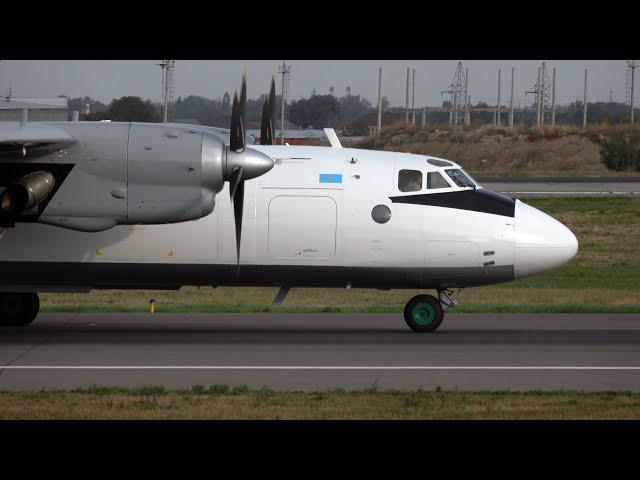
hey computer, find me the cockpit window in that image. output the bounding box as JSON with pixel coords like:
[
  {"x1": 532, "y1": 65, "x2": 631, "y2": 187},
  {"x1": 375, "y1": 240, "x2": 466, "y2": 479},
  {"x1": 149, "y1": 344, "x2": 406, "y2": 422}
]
[
  {"x1": 398, "y1": 169, "x2": 423, "y2": 192},
  {"x1": 427, "y1": 158, "x2": 453, "y2": 167},
  {"x1": 445, "y1": 169, "x2": 476, "y2": 188},
  {"x1": 427, "y1": 172, "x2": 451, "y2": 189}
]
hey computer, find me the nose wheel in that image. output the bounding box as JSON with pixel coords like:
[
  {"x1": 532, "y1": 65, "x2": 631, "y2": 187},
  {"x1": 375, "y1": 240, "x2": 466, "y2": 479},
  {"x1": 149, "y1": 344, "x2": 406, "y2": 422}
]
[
  {"x1": 403, "y1": 294, "x2": 444, "y2": 332},
  {"x1": 0, "y1": 292, "x2": 39, "y2": 326}
]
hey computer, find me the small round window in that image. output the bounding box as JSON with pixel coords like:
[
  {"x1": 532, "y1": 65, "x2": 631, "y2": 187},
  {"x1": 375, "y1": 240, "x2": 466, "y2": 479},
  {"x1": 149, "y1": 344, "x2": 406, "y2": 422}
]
[{"x1": 371, "y1": 205, "x2": 392, "y2": 224}]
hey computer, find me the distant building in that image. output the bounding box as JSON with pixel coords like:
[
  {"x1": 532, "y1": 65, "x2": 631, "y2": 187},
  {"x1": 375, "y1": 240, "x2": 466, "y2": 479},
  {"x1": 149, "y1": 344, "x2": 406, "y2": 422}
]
[
  {"x1": 0, "y1": 97, "x2": 69, "y2": 122},
  {"x1": 5, "y1": 96, "x2": 68, "y2": 108}
]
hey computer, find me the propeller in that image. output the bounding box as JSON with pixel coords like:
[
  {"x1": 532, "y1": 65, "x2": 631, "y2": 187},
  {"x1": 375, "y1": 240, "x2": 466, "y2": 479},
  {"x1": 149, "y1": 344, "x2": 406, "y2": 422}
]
[
  {"x1": 260, "y1": 77, "x2": 276, "y2": 145},
  {"x1": 229, "y1": 73, "x2": 246, "y2": 153},
  {"x1": 225, "y1": 74, "x2": 275, "y2": 272}
]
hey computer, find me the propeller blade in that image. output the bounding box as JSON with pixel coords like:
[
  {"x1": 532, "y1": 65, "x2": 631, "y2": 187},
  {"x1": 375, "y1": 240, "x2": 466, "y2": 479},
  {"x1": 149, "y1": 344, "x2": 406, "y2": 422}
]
[
  {"x1": 260, "y1": 99, "x2": 270, "y2": 145},
  {"x1": 229, "y1": 165, "x2": 243, "y2": 200},
  {"x1": 260, "y1": 77, "x2": 276, "y2": 145},
  {"x1": 240, "y1": 72, "x2": 247, "y2": 115},
  {"x1": 229, "y1": 93, "x2": 243, "y2": 152},
  {"x1": 229, "y1": 74, "x2": 247, "y2": 152},
  {"x1": 228, "y1": 165, "x2": 244, "y2": 268},
  {"x1": 269, "y1": 75, "x2": 276, "y2": 126},
  {"x1": 233, "y1": 180, "x2": 244, "y2": 268}
]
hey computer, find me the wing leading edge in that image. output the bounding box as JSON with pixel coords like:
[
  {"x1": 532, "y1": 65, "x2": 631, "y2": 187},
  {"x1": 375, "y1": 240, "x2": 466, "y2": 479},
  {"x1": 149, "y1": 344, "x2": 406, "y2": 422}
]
[{"x1": 0, "y1": 123, "x2": 77, "y2": 158}]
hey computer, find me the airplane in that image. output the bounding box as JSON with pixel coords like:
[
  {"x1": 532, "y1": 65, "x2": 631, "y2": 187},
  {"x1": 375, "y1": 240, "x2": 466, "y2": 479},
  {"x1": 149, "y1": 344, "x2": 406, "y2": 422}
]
[{"x1": 0, "y1": 75, "x2": 578, "y2": 332}]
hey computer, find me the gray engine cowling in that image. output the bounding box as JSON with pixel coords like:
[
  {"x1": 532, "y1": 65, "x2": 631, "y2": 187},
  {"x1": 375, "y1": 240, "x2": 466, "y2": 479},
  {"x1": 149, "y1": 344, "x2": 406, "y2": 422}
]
[
  {"x1": 38, "y1": 122, "x2": 229, "y2": 232},
  {"x1": 126, "y1": 124, "x2": 225, "y2": 224}
]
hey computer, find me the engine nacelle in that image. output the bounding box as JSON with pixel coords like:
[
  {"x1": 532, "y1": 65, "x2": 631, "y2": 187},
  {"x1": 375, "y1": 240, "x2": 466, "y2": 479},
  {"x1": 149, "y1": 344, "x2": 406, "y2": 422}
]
[
  {"x1": 36, "y1": 123, "x2": 228, "y2": 232},
  {"x1": 125, "y1": 124, "x2": 224, "y2": 224}
]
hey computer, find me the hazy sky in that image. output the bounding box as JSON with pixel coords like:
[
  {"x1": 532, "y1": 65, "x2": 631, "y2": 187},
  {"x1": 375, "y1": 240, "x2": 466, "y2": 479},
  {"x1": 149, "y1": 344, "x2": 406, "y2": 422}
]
[{"x1": 0, "y1": 60, "x2": 631, "y2": 108}]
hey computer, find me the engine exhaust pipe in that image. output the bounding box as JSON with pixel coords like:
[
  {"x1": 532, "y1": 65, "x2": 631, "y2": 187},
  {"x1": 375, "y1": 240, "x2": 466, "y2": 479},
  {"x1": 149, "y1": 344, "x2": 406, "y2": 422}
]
[{"x1": 1, "y1": 171, "x2": 55, "y2": 216}]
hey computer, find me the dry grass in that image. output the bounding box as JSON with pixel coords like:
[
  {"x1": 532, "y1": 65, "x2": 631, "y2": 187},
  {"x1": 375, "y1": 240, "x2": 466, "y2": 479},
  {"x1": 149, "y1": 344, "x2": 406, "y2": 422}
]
[
  {"x1": 353, "y1": 123, "x2": 640, "y2": 175},
  {"x1": 2, "y1": 389, "x2": 640, "y2": 419}
]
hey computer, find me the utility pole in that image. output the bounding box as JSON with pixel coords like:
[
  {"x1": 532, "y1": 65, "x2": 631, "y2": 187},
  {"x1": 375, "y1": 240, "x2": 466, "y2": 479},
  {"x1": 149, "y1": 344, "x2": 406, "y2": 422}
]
[
  {"x1": 162, "y1": 66, "x2": 169, "y2": 123},
  {"x1": 628, "y1": 61, "x2": 637, "y2": 125},
  {"x1": 376, "y1": 67, "x2": 382, "y2": 136},
  {"x1": 632, "y1": 65, "x2": 636, "y2": 125},
  {"x1": 496, "y1": 69, "x2": 502, "y2": 127},
  {"x1": 582, "y1": 69, "x2": 588, "y2": 128},
  {"x1": 405, "y1": 67, "x2": 410, "y2": 124},
  {"x1": 411, "y1": 69, "x2": 416, "y2": 125},
  {"x1": 421, "y1": 107, "x2": 426, "y2": 127},
  {"x1": 157, "y1": 60, "x2": 175, "y2": 123},
  {"x1": 509, "y1": 67, "x2": 515, "y2": 128},
  {"x1": 464, "y1": 68, "x2": 470, "y2": 126},
  {"x1": 541, "y1": 67, "x2": 548, "y2": 125},
  {"x1": 466, "y1": 93, "x2": 471, "y2": 125},
  {"x1": 551, "y1": 67, "x2": 556, "y2": 126},
  {"x1": 159, "y1": 61, "x2": 167, "y2": 123},
  {"x1": 536, "y1": 66, "x2": 542, "y2": 125},
  {"x1": 278, "y1": 61, "x2": 291, "y2": 145}
]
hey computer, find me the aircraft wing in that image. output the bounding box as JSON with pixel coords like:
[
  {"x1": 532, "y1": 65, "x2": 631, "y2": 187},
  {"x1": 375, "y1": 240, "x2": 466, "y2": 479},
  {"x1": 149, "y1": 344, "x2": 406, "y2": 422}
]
[{"x1": 0, "y1": 123, "x2": 77, "y2": 157}]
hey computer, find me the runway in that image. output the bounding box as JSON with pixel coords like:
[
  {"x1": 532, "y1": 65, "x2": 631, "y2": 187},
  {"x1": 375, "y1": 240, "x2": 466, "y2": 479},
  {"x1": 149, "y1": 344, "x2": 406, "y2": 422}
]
[
  {"x1": 478, "y1": 177, "x2": 640, "y2": 196},
  {"x1": 1, "y1": 312, "x2": 640, "y2": 391}
]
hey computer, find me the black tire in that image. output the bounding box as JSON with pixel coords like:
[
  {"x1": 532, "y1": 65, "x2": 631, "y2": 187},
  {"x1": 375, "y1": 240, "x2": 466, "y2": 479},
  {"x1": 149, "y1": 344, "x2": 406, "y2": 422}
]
[
  {"x1": 403, "y1": 294, "x2": 444, "y2": 332},
  {"x1": 0, "y1": 292, "x2": 39, "y2": 326}
]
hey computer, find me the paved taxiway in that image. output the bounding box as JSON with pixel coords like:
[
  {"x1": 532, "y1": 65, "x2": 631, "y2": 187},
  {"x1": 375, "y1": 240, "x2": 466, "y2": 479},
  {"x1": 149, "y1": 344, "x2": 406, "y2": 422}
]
[
  {"x1": 1, "y1": 312, "x2": 639, "y2": 391},
  {"x1": 479, "y1": 177, "x2": 640, "y2": 196}
]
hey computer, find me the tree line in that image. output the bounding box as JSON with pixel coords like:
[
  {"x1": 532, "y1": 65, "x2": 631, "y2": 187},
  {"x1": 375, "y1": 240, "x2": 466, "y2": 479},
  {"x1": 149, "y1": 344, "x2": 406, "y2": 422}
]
[
  {"x1": 68, "y1": 92, "x2": 375, "y2": 129},
  {"x1": 68, "y1": 94, "x2": 639, "y2": 130}
]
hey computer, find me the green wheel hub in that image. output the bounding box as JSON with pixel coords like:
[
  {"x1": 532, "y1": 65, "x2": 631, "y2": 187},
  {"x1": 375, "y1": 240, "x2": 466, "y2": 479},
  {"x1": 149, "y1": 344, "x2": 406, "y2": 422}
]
[{"x1": 412, "y1": 302, "x2": 435, "y2": 325}]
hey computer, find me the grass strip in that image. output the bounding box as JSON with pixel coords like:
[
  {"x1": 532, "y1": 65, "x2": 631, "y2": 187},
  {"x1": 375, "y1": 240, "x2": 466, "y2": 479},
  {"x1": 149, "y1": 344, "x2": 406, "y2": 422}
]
[{"x1": 2, "y1": 386, "x2": 640, "y2": 419}]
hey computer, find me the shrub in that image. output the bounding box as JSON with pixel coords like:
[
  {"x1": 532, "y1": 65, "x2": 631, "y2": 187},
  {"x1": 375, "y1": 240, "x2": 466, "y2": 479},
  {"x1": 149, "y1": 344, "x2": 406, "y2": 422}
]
[{"x1": 600, "y1": 137, "x2": 640, "y2": 171}]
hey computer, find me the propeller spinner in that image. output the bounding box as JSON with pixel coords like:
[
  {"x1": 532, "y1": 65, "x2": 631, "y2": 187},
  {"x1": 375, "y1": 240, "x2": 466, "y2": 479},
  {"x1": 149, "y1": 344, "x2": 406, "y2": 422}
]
[{"x1": 225, "y1": 75, "x2": 277, "y2": 271}]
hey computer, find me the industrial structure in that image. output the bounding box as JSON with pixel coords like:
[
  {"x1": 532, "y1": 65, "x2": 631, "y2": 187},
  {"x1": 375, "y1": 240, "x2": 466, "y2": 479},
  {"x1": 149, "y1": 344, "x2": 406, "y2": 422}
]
[
  {"x1": 526, "y1": 62, "x2": 553, "y2": 125},
  {"x1": 440, "y1": 62, "x2": 466, "y2": 126},
  {"x1": 384, "y1": 61, "x2": 617, "y2": 130}
]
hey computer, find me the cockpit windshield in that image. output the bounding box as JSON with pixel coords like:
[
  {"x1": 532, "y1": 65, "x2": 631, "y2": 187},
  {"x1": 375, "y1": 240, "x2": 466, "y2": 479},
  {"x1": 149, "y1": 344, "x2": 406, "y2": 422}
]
[{"x1": 445, "y1": 169, "x2": 476, "y2": 188}]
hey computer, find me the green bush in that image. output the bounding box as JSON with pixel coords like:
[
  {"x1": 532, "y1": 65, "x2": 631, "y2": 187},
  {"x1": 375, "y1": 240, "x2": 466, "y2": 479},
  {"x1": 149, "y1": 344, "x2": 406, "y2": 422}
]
[{"x1": 600, "y1": 137, "x2": 640, "y2": 171}]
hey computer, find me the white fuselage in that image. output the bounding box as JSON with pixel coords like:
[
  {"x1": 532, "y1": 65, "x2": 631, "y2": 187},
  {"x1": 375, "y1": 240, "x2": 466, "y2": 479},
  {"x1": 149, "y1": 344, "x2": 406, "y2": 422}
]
[{"x1": 0, "y1": 144, "x2": 578, "y2": 292}]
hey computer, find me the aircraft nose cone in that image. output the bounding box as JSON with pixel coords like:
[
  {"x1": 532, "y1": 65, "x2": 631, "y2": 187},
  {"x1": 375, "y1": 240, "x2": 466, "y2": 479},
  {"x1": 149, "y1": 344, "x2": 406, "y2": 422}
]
[{"x1": 514, "y1": 199, "x2": 578, "y2": 279}]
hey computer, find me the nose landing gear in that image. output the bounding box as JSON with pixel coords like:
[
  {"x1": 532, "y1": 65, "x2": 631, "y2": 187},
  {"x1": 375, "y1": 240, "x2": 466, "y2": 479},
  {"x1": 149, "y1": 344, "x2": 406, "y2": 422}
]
[
  {"x1": 0, "y1": 292, "x2": 39, "y2": 326},
  {"x1": 403, "y1": 290, "x2": 459, "y2": 332},
  {"x1": 403, "y1": 294, "x2": 444, "y2": 332}
]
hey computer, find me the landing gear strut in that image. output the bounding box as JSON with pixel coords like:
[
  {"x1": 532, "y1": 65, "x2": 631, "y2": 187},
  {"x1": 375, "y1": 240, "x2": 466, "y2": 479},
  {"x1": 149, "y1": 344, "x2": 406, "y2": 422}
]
[{"x1": 0, "y1": 292, "x2": 39, "y2": 326}]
